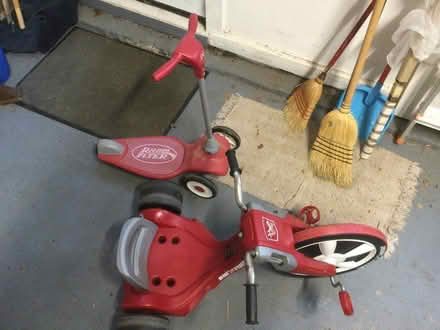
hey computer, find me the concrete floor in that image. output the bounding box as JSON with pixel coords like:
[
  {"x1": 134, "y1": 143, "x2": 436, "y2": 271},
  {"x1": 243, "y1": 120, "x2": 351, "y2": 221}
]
[{"x1": 1, "y1": 15, "x2": 440, "y2": 330}]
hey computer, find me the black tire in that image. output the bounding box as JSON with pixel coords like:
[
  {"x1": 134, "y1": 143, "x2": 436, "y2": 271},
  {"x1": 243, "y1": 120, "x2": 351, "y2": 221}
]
[
  {"x1": 180, "y1": 174, "x2": 217, "y2": 199},
  {"x1": 136, "y1": 181, "x2": 183, "y2": 215},
  {"x1": 212, "y1": 126, "x2": 241, "y2": 150},
  {"x1": 293, "y1": 233, "x2": 386, "y2": 277},
  {"x1": 116, "y1": 313, "x2": 169, "y2": 330}
]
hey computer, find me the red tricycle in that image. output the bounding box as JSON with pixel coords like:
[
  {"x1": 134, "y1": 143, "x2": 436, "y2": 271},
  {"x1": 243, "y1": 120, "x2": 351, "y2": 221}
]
[
  {"x1": 97, "y1": 14, "x2": 240, "y2": 199},
  {"x1": 114, "y1": 150, "x2": 387, "y2": 329}
]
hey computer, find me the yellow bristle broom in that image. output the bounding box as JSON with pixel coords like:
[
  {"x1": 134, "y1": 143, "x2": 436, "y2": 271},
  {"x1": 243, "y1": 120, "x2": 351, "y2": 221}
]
[
  {"x1": 310, "y1": 0, "x2": 386, "y2": 186},
  {"x1": 284, "y1": 0, "x2": 376, "y2": 132}
]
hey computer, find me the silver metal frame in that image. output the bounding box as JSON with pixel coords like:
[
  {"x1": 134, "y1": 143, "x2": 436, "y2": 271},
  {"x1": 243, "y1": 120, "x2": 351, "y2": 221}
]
[
  {"x1": 244, "y1": 252, "x2": 255, "y2": 284},
  {"x1": 330, "y1": 276, "x2": 345, "y2": 291},
  {"x1": 233, "y1": 171, "x2": 247, "y2": 212},
  {"x1": 198, "y1": 79, "x2": 219, "y2": 154}
]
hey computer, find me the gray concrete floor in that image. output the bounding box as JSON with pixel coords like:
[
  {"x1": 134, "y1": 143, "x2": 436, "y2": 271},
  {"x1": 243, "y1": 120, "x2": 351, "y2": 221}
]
[{"x1": 1, "y1": 15, "x2": 440, "y2": 330}]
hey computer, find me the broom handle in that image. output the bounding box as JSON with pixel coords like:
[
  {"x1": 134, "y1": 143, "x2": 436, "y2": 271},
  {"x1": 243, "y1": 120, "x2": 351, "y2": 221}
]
[
  {"x1": 341, "y1": 0, "x2": 386, "y2": 111},
  {"x1": 378, "y1": 64, "x2": 391, "y2": 84},
  {"x1": 324, "y1": 0, "x2": 376, "y2": 74},
  {"x1": 361, "y1": 51, "x2": 419, "y2": 159},
  {"x1": 12, "y1": 0, "x2": 25, "y2": 30}
]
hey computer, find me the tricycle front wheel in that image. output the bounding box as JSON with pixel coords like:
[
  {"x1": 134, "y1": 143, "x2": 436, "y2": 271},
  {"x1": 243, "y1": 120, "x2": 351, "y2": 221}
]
[{"x1": 293, "y1": 225, "x2": 387, "y2": 276}]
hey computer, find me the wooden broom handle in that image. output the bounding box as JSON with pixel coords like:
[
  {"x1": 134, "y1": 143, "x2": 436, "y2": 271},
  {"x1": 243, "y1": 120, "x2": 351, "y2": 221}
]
[
  {"x1": 12, "y1": 0, "x2": 25, "y2": 30},
  {"x1": 341, "y1": 0, "x2": 385, "y2": 111}
]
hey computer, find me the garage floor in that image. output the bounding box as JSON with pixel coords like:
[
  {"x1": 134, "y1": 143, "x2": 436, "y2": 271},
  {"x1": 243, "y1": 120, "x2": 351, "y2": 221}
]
[{"x1": 1, "y1": 20, "x2": 440, "y2": 330}]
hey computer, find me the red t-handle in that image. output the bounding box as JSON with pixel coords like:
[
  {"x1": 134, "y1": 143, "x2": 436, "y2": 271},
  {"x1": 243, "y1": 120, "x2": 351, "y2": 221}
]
[
  {"x1": 152, "y1": 13, "x2": 205, "y2": 81},
  {"x1": 152, "y1": 54, "x2": 182, "y2": 81}
]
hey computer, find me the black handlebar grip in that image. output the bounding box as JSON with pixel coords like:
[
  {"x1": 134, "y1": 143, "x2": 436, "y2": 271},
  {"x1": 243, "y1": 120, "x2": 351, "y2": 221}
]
[
  {"x1": 244, "y1": 283, "x2": 258, "y2": 325},
  {"x1": 226, "y1": 150, "x2": 241, "y2": 177}
]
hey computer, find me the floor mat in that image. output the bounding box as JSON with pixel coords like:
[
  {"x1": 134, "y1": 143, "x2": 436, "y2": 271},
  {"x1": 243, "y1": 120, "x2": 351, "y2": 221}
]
[
  {"x1": 215, "y1": 94, "x2": 422, "y2": 256},
  {"x1": 18, "y1": 29, "x2": 198, "y2": 138}
]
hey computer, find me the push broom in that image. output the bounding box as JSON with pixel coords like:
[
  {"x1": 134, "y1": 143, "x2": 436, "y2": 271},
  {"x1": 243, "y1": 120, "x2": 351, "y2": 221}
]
[
  {"x1": 284, "y1": 0, "x2": 376, "y2": 132},
  {"x1": 310, "y1": 0, "x2": 385, "y2": 186}
]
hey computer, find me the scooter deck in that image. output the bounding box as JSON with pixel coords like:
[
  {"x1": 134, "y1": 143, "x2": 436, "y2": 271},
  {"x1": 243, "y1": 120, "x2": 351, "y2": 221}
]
[{"x1": 97, "y1": 135, "x2": 230, "y2": 179}]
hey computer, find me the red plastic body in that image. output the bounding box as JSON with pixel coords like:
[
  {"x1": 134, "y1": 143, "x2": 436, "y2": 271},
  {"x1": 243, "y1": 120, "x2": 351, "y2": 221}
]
[
  {"x1": 240, "y1": 210, "x2": 336, "y2": 277},
  {"x1": 120, "y1": 207, "x2": 386, "y2": 316},
  {"x1": 153, "y1": 14, "x2": 205, "y2": 80},
  {"x1": 293, "y1": 223, "x2": 387, "y2": 244},
  {"x1": 121, "y1": 209, "x2": 245, "y2": 315},
  {"x1": 98, "y1": 135, "x2": 230, "y2": 179}
]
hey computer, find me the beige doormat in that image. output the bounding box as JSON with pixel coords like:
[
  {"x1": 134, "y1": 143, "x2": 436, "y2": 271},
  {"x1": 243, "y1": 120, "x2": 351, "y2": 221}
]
[{"x1": 215, "y1": 94, "x2": 421, "y2": 256}]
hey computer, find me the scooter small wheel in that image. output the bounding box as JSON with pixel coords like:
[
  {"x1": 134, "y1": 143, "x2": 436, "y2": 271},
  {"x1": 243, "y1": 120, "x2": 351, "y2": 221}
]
[
  {"x1": 212, "y1": 126, "x2": 241, "y2": 150},
  {"x1": 136, "y1": 181, "x2": 183, "y2": 215},
  {"x1": 181, "y1": 174, "x2": 217, "y2": 199},
  {"x1": 116, "y1": 313, "x2": 169, "y2": 330}
]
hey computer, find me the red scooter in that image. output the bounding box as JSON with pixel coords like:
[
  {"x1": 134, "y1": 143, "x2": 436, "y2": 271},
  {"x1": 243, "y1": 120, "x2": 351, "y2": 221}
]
[
  {"x1": 114, "y1": 150, "x2": 387, "y2": 329},
  {"x1": 97, "y1": 14, "x2": 240, "y2": 199}
]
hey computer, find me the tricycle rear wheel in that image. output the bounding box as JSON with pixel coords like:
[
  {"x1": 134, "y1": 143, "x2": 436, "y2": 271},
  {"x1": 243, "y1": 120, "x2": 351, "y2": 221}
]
[
  {"x1": 115, "y1": 313, "x2": 169, "y2": 330},
  {"x1": 136, "y1": 181, "x2": 183, "y2": 215}
]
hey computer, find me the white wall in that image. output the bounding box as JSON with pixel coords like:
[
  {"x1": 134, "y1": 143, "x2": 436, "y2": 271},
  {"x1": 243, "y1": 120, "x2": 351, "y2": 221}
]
[
  {"x1": 102, "y1": 0, "x2": 440, "y2": 121},
  {"x1": 206, "y1": 0, "x2": 440, "y2": 118}
]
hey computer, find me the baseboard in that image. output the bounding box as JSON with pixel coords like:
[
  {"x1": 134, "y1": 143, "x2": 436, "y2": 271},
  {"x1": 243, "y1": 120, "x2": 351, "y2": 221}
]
[
  {"x1": 208, "y1": 32, "x2": 375, "y2": 92},
  {"x1": 81, "y1": 0, "x2": 369, "y2": 92},
  {"x1": 80, "y1": 0, "x2": 206, "y2": 36}
]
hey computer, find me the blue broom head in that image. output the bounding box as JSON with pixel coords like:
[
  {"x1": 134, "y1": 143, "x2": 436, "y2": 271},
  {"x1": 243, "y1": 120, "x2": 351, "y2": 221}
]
[
  {"x1": 336, "y1": 84, "x2": 393, "y2": 141},
  {"x1": 0, "y1": 49, "x2": 10, "y2": 84}
]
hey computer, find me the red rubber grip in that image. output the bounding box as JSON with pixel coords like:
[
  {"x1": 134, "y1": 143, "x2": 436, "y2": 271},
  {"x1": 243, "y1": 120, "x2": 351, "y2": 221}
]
[
  {"x1": 152, "y1": 55, "x2": 181, "y2": 81},
  {"x1": 152, "y1": 13, "x2": 204, "y2": 80},
  {"x1": 188, "y1": 13, "x2": 198, "y2": 35},
  {"x1": 339, "y1": 291, "x2": 354, "y2": 316}
]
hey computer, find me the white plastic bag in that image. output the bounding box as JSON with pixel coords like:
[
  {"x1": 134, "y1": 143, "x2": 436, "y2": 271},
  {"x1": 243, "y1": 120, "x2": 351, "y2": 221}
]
[{"x1": 387, "y1": 0, "x2": 440, "y2": 68}]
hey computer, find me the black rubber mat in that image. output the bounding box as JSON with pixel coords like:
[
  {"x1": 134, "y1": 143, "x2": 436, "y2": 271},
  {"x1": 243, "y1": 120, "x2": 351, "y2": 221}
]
[{"x1": 18, "y1": 29, "x2": 198, "y2": 138}]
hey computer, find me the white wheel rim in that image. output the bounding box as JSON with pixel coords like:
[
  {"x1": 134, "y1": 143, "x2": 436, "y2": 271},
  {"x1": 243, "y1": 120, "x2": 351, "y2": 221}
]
[
  {"x1": 186, "y1": 180, "x2": 214, "y2": 198},
  {"x1": 214, "y1": 133, "x2": 237, "y2": 149},
  {"x1": 296, "y1": 239, "x2": 377, "y2": 273}
]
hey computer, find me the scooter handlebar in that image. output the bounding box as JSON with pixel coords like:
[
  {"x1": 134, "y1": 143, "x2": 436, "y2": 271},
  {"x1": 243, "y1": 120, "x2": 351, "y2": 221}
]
[
  {"x1": 152, "y1": 13, "x2": 205, "y2": 80},
  {"x1": 188, "y1": 13, "x2": 198, "y2": 35},
  {"x1": 152, "y1": 55, "x2": 182, "y2": 81}
]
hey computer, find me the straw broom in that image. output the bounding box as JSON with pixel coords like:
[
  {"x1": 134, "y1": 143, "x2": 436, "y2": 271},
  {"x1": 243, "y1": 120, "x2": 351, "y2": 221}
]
[
  {"x1": 284, "y1": 0, "x2": 376, "y2": 132},
  {"x1": 310, "y1": 0, "x2": 385, "y2": 186}
]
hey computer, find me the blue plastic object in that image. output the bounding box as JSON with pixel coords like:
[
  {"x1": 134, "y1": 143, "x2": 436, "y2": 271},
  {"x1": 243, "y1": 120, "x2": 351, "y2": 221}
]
[
  {"x1": 0, "y1": 49, "x2": 10, "y2": 84},
  {"x1": 336, "y1": 84, "x2": 394, "y2": 141}
]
